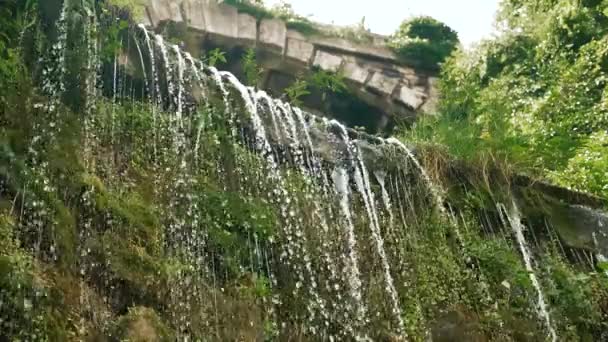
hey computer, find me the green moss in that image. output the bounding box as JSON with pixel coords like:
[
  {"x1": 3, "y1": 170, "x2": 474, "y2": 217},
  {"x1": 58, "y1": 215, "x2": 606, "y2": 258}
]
[
  {"x1": 286, "y1": 20, "x2": 321, "y2": 36},
  {"x1": 0, "y1": 213, "x2": 18, "y2": 255},
  {"x1": 542, "y1": 254, "x2": 608, "y2": 339},
  {"x1": 0, "y1": 254, "x2": 72, "y2": 341},
  {"x1": 222, "y1": 0, "x2": 275, "y2": 20}
]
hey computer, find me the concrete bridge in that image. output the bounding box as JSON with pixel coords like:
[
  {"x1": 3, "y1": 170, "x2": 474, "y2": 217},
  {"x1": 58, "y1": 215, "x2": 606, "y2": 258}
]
[{"x1": 141, "y1": 0, "x2": 439, "y2": 132}]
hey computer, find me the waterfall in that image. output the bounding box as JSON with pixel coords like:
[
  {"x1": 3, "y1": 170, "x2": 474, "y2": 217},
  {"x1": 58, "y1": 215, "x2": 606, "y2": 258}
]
[
  {"x1": 15, "y1": 15, "x2": 608, "y2": 341},
  {"x1": 375, "y1": 170, "x2": 394, "y2": 230},
  {"x1": 387, "y1": 137, "x2": 446, "y2": 214},
  {"x1": 172, "y1": 44, "x2": 184, "y2": 122},
  {"x1": 331, "y1": 167, "x2": 367, "y2": 336},
  {"x1": 328, "y1": 121, "x2": 405, "y2": 335},
  {"x1": 498, "y1": 201, "x2": 557, "y2": 342}
]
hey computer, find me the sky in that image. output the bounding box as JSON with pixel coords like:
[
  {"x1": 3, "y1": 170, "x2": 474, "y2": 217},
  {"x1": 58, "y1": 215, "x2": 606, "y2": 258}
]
[{"x1": 264, "y1": 0, "x2": 501, "y2": 46}]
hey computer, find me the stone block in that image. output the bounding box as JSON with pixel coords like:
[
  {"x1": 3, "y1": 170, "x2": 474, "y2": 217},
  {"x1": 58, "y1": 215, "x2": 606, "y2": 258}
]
[
  {"x1": 146, "y1": 0, "x2": 173, "y2": 27},
  {"x1": 260, "y1": 19, "x2": 287, "y2": 51},
  {"x1": 168, "y1": 2, "x2": 183, "y2": 23},
  {"x1": 287, "y1": 29, "x2": 307, "y2": 41},
  {"x1": 397, "y1": 84, "x2": 427, "y2": 110},
  {"x1": 310, "y1": 36, "x2": 397, "y2": 63},
  {"x1": 286, "y1": 39, "x2": 314, "y2": 64},
  {"x1": 313, "y1": 50, "x2": 343, "y2": 72},
  {"x1": 182, "y1": 0, "x2": 205, "y2": 31},
  {"x1": 238, "y1": 13, "x2": 257, "y2": 42},
  {"x1": 140, "y1": 10, "x2": 153, "y2": 27},
  {"x1": 343, "y1": 61, "x2": 368, "y2": 84},
  {"x1": 201, "y1": 0, "x2": 238, "y2": 38},
  {"x1": 421, "y1": 77, "x2": 439, "y2": 113},
  {"x1": 367, "y1": 72, "x2": 400, "y2": 96}
]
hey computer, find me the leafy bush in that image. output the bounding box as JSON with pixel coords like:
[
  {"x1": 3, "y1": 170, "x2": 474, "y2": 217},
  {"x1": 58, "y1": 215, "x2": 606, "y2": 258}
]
[
  {"x1": 388, "y1": 16, "x2": 459, "y2": 71},
  {"x1": 241, "y1": 48, "x2": 261, "y2": 86},
  {"x1": 542, "y1": 255, "x2": 608, "y2": 338},
  {"x1": 284, "y1": 79, "x2": 310, "y2": 106},
  {"x1": 550, "y1": 131, "x2": 608, "y2": 198},
  {"x1": 398, "y1": 0, "x2": 608, "y2": 198}
]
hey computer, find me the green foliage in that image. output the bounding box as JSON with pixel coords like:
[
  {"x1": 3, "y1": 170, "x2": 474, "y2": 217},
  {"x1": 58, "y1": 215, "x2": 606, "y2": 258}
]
[
  {"x1": 222, "y1": 0, "x2": 274, "y2": 20},
  {"x1": 388, "y1": 16, "x2": 459, "y2": 71},
  {"x1": 284, "y1": 79, "x2": 310, "y2": 106},
  {"x1": 205, "y1": 47, "x2": 227, "y2": 67},
  {"x1": 399, "y1": 0, "x2": 608, "y2": 198},
  {"x1": 107, "y1": 0, "x2": 146, "y2": 19},
  {"x1": 309, "y1": 69, "x2": 346, "y2": 98},
  {"x1": 100, "y1": 18, "x2": 129, "y2": 62},
  {"x1": 0, "y1": 0, "x2": 36, "y2": 110},
  {"x1": 469, "y1": 238, "x2": 532, "y2": 292},
  {"x1": 0, "y1": 254, "x2": 71, "y2": 341},
  {"x1": 222, "y1": 0, "x2": 377, "y2": 42},
  {"x1": 241, "y1": 48, "x2": 262, "y2": 86},
  {"x1": 0, "y1": 214, "x2": 18, "y2": 255},
  {"x1": 2, "y1": 2, "x2": 606, "y2": 339},
  {"x1": 324, "y1": 17, "x2": 374, "y2": 44},
  {"x1": 281, "y1": 69, "x2": 346, "y2": 106},
  {"x1": 200, "y1": 180, "x2": 277, "y2": 278},
  {"x1": 550, "y1": 131, "x2": 608, "y2": 198},
  {"x1": 270, "y1": 1, "x2": 320, "y2": 35},
  {"x1": 542, "y1": 254, "x2": 608, "y2": 338}
]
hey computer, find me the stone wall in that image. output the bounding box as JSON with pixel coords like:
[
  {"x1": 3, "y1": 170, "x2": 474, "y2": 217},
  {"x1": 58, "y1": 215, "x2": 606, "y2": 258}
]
[{"x1": 141, "y1": 0, "x2": 438, "y2": 132}]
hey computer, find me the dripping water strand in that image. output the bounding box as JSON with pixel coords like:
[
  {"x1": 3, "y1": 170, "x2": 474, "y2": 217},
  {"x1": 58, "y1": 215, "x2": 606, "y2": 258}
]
[{"x1": 497, "y1": 201, "x2": 557, "y2": 342}]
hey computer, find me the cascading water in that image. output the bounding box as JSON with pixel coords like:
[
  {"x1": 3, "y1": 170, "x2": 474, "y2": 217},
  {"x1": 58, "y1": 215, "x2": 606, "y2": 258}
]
[
  {"x1": 330, "y1": 167, "x2": 367, "y2": 337},
  {"x1": 7, "y1": 6, "x2": 608, "y2": 340},
  {"x1": 330, "y1": 121, "x2": 405, "y2": 335},
  {"x1": 498, "y1": 201, "x2": 558, "y2": 342}
]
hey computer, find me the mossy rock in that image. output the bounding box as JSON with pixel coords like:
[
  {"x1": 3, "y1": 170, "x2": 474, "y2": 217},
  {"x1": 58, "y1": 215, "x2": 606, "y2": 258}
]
[
  {"x1": 113, "y1": 307, "x2": 175, "y2": 342},
  {"x1": 0, "y1": 253, "x2": 73, "y2": 341},
  {"x1": 430, "y1": 307, "x2": 486, "y2": 342}
]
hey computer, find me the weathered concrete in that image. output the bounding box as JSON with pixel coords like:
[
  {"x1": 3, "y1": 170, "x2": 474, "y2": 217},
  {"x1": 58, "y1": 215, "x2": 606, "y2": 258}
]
[
  {"x1": 398, "y1": 84, "x2": 427, "y2": 110},
  {"x1": 286, "y1": 39, "x2": 315, "y2": 64},
  {"x1": 367, "y1": 72, "x2": 400, "y2": 96},
  {"x1": 201, "y1": 0, "x2": 238, "y2": 37},
  {"x1": 141, "y1": 0, "x2": 439, "y2": 131},
  {"x1": 237, "y1": 13, "x2": 257, "y2": 42},
  {"x1": 182, "y1": 0, "x2": 205, "y2": 31},
  {"x1": 259, "y1": 19, "x2": 286, "y2": 52},
  {"x1": 313, "y1": 50, "x2": 343, "y2": 72},
  {"x1": 342, "y1": 61, "x2": 369, "y2": 85}
]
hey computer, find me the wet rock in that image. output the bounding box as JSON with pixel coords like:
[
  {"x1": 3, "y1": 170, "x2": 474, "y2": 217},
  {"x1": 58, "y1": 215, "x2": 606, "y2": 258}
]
[{"x1": 431, "y1": 309, "x2": 486, "y2": 342}]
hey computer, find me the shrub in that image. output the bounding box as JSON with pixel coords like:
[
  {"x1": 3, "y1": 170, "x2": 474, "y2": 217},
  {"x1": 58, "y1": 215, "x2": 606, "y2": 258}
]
[{"x1": 388, "y1": 16, "x2": 459, "y2": 71}]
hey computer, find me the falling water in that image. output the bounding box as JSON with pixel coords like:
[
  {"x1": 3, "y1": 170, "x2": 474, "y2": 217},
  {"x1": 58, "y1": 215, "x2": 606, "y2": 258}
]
[
  {"x1": 155, "y1": 34, "x2": 173, "y2": 107},
  {"x1": 328, "y1": 120, "x2": 404, "y2": 336},
  {"x1": 218, "y1": 72, "x2": 328, "y2": 336},
  {"x1": 349, "y1": 140, "x2": 404, "y2": 335},
  {"x1": 331, "y1": 167, "x2": 367, "y2": 335},
  {"x1": 134, "y1": 36, "x2": 149, "y2": 99},
  {"x1": 498, "y1": 201, "x2": 557, "y2": 342},
  {"x1": 387, "y1": 137, "x2": 446, "y2": 214},
  {"x1": 15, "y1": 17, "x2": 608, "y2": 341},
  {"x1": 374, "y1": 170, "x2": 394, "y2": 230},
  {"x1": 172, "y1": 44, "x2": 184, "y2": 121}
]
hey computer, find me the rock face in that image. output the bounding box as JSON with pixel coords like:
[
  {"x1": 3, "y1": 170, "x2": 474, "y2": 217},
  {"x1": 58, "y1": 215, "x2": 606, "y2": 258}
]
[{"x1": 139, "y1": 0, "x2": 437, "y2": 132}]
